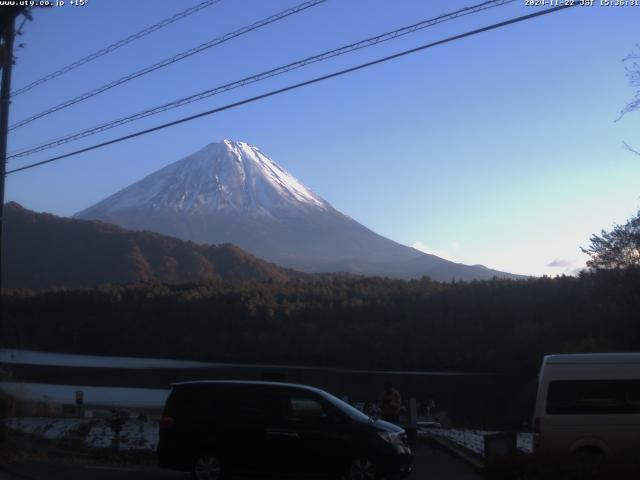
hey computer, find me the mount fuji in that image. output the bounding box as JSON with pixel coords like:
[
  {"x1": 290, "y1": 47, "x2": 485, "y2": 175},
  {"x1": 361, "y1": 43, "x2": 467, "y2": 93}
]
[{"x1": 75, "y1": 140, "x2": 520, "y2": 281}]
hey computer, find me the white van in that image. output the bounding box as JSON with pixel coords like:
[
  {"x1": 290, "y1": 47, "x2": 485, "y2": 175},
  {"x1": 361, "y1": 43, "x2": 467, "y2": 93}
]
[{"x1": 532, "y1": 353, "x2": 640, "y2": 457}]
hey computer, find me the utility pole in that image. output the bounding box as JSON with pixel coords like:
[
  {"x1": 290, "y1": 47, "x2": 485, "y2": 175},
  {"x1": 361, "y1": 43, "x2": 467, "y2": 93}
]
[
  {"x1": 0, "y1": 11, "x2": 16, "y2": 444},
  {"x1": 0, "y1": 14, "x2": 16, "y2": 294}
]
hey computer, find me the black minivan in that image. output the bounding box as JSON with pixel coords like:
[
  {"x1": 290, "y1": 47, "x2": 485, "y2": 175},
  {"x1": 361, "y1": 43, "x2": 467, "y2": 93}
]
[{"x1": 158, "y1": 381, "x2": 413, "y2": 480}]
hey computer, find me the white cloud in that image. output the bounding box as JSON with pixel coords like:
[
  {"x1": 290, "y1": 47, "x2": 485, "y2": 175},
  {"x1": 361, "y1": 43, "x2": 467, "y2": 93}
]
[
  {"x1": 547, "y1": 258, "x2": 573, "y2": 268},
  {"x1": 546, "y1": 257, "x2": 587, "y2": 276}
]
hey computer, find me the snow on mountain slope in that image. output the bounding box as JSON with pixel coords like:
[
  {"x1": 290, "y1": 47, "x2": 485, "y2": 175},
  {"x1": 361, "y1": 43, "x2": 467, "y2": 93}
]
[
  {"x1": 76, "y1": 140, "x2": 328, "y2": 218},
  {"x1": 75, "y1": 140, "x2": 521, "y2": 280}
]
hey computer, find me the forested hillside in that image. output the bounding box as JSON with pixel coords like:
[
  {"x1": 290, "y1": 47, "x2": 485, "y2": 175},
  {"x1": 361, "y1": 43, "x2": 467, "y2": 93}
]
[
  {"x1": 2, "y1": 202, "x2": 300, "y2": 289},
  {"x1": 2, "y1": 268, "x2": 638, "y2": 374}
]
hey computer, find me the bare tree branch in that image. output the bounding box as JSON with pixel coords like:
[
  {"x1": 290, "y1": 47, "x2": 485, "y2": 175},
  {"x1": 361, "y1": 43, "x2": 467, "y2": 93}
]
[
  {"x1": 618, "y1": 45, "x2": 640, "y2": 154},
  {"x1": 617, "y1": 45, "x2": 640, "y2": 120}
]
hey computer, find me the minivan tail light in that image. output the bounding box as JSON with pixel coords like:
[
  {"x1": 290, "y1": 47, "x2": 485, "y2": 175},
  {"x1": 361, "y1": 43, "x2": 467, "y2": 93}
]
[{"x1": 159, "y1": 415, "x2": 175, "y2": 429}]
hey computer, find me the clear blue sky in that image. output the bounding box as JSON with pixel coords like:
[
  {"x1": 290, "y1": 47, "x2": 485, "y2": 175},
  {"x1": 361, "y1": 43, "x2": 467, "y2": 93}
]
[{"x1": 4, "y1": 0, "x2": 640, "y2": 276}]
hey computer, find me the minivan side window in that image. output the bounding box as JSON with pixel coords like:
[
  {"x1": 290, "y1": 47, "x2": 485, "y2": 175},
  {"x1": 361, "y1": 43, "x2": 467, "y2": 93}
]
[
  {"x1": 547, "y1": 380, "x2": 640, "y2": 415},
  {"x1": 287, "y1": 396, "x2": 326, "y2": 421},
  {"x1": 166, "y1": 386, "x2": 286, "y2": 422},
  {"x1": 231, "y1": 391, "x2": 286, "y2": 423},
  {"x1": 235, "y1": 396, "x2": 269, "y2": 422},
  {"x1": 165, "y1": 387, "x2": 228, "y2": 420}
]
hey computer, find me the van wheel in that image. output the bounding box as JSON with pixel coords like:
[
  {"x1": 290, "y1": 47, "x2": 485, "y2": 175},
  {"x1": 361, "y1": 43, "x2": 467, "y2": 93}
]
[
  {"x1": 191, "y1": 453, "x2": 223, "y2": 480},
  {"x1": 347, "y1": 457, "x2": 378, "y2": 480},
  {"x1": 572, "y1": 447, "x2": 605, "y2": 474}
]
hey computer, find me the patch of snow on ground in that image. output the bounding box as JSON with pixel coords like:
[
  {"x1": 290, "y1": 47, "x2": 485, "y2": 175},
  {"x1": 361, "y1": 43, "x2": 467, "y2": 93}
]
[
  {"x1": 518, "y1": 432, "x2": 533, "y2": 453},
  {"x1": 118, "y1": 419, "x2": 159, "y2": 450},
  {"x1": 84, "y1": 419, "x2": 158, "y2": 450},
  {"x1": 420, "y1": 428, "x2": 533, "y2": 455},
  {"x1": 6, "y1": 417, "x2": 159, "y2": 451},
  {"x1": 84, "y1": 421, "x2": 112, "y2": 449},
  {"x1": 5, "y1": 417, "x2": 82, "y2": 440}
]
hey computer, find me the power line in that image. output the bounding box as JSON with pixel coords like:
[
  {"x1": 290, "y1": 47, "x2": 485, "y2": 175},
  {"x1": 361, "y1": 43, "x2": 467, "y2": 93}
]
[
  {"x1": 6, "y1": 4, "x2": 576, "y2": 176},
  {"x1": 11, "y1": 0, "x2": 223, "y2": 97},
  {"x1": 8, "y1": 0, "x2": 328, "y2": 131},
  {"x1": 8, "y1": 0, "x2": 517, "y2": 160}
]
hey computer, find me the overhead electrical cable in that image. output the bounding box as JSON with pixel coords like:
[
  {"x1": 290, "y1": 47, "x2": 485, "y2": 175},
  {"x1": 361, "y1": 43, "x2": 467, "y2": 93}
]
[
  {"x1": 6, "y1": 4, "x2": 576, "y2": 176},
  {"x1": 8, "y1": 0, "x2": 328, "y2": 131},
  {"x1": 8, "y1": 0, "x2": 516, "y2": 160},
  {"x1": 11, "y1": 0, "x2": 224, "y2": 97}
]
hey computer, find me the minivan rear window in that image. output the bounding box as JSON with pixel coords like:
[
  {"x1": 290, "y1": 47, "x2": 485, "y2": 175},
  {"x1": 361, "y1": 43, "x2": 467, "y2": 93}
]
[{"x1": 547, "y1": 380, "x2": 640, "y2": 415}]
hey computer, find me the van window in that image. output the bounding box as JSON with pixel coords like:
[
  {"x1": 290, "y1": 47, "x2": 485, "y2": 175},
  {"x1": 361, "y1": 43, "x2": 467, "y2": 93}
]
[
  {"x1": 167, "y1": 386, "x2": 287, "y2": 422},
  {"x1": 319, "y1": 390, "x2": 371, "y2": 422},
  {"x1": 234, "y1": 397, "x2": 266, "y2": 421},
  {"x1": 233, "y1": 394, "x2": 285, "y2": 422},
  {"x1": 547, "y1": 380, "x2": 640, "y2": 415},
  {"x1": 288, "y1": 396, "x2": 325, "y2": 420},
  {"x1": 165, "y1": 386, "x2": 232, "y2": 420}
]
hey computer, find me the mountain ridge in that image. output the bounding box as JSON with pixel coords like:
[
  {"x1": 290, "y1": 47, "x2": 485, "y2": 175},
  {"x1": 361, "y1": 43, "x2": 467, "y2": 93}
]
[
  {"x1": 2, "y1": 201, "x2": 301, "y2": 289},
  {"x1": 74, "y1": 139, "x2": 524, "y2": 281}
]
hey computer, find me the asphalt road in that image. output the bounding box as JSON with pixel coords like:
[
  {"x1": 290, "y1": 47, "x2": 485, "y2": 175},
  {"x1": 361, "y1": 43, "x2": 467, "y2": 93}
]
[{"x1": 0, "y1": 441, "x2": 481, "y2": 480}]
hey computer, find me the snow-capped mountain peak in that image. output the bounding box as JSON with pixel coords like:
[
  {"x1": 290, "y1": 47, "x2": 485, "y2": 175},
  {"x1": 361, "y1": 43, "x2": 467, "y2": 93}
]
[
  {"x1": 76, "y1": 139, "x2": 328, "y2": 218},
  {"x1": 219, "y1": 139, "x2": 327, "y2": 210},
  {"x1": 75, "y1": 139, "x2": 522, "y2": 281}
]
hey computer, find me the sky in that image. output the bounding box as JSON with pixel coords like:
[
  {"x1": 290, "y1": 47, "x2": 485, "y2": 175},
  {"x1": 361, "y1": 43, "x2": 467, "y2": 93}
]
[{"x1": 4, "y1": 0, "x2": 640, "y2": 277}]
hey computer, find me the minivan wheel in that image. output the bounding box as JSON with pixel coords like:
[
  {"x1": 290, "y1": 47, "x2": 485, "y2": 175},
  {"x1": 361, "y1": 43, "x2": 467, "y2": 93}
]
[
  {"x1": 572, "y1": 447, "x2": 605, "y2": 473},
  {"x1": 347, "y1": 457, "x2": 378, "y2": 480},
  {"x1": 191, "y1": 453, "x2": 223, "y2": 480}
]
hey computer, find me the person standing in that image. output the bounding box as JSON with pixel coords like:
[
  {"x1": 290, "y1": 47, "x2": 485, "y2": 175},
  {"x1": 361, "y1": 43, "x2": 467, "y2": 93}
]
[{"x1": 378, "y1": 382, "x2": 402, "y2": 424}]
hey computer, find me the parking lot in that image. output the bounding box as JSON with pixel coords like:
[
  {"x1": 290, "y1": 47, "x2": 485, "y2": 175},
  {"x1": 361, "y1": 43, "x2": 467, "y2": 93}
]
[{"x1": 0, "y1": 440, "x2": 480, "y2": 480}]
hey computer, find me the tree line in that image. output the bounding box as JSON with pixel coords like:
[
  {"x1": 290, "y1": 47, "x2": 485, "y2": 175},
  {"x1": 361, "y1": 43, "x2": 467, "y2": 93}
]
[{"x1": 2, "y1": 267, "x2": 639, "y2": 375}]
